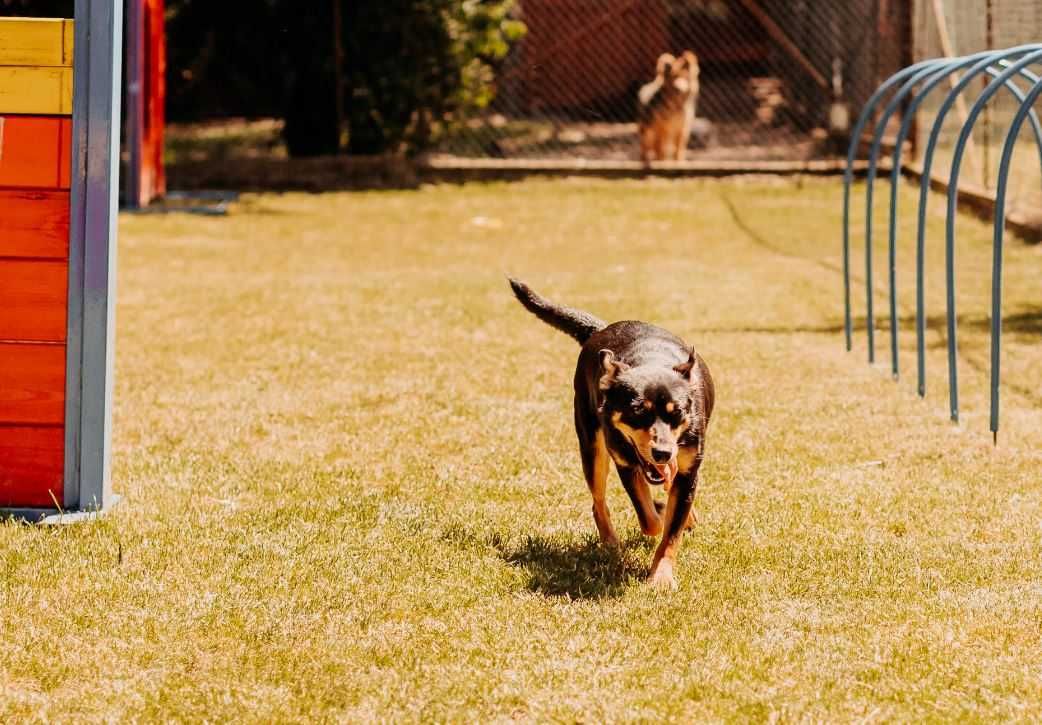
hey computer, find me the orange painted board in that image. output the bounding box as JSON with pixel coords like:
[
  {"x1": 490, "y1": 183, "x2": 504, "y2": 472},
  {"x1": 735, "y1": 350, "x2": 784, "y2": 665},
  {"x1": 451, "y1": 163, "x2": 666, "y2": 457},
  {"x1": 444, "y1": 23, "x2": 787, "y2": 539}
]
[
  {"x1": 0, "y1": 343, "x2": 65, "y2": 425},
  {"x1": 0, "y1": 18, "x2": 73, "y2": 67},
  {"x1": 0, "y1": 116, "x2": 69, "y2": 189},
  {"x1": 0, "y1": 260, "x2": 68, "y2": 342},
  {"x1": 0, "y1": 425, "x2": 63, "y2": 508},
  {"x1": 59, "y1": 117, "x2": 71, "y2": 188},
  {"x1": 0, "y1": 190, "x2": 69, "y2": 259}
]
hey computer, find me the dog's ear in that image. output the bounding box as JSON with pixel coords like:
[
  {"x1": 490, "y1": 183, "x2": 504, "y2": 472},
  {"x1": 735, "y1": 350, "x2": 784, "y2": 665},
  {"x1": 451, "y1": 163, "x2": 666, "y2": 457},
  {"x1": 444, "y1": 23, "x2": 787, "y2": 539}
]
[
  {"x1": 674, "y1": 347, "x2": 697, "y2": 380},
  {"x1": 598, "y1": 349, "x2": 629, "y2": 390},
  {"x1": 656, "y1": 53, "x2": 676, "y2": 77},
  {"x1": 682, "y1": 50, "x2": 699, "y2": 75}
]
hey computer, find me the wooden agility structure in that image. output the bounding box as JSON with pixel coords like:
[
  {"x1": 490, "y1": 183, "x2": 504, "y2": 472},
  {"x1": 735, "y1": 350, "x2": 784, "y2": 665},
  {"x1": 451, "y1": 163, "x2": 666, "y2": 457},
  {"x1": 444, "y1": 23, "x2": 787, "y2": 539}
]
[
  {"x1": 0, "y1": 3, "x2": 122, "y2": 521},
  {"x1": 125, "y1": 0, "x2": 166, "y2": 208}
]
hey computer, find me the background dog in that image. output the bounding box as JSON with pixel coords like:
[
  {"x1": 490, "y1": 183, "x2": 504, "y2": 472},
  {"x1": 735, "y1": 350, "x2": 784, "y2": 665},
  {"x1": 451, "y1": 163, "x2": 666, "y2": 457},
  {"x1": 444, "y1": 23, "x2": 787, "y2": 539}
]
[
  {"x1": 637, "y1": 51, "x2": 700, "y2": 163},
  {"x1": 510, "y1": 278, "x2": 714, "y2": 590}
]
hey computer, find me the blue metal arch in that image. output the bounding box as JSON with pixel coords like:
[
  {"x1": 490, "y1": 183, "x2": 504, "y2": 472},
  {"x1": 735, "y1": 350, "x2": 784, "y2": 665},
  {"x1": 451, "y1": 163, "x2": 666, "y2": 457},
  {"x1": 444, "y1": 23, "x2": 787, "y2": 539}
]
[
  {"x1": 861, "y1": 58, "x2": 953, "y2": 367},
  {"x1": 877, "y1": 53, "x2": 1042, "y2": 393},
  {"x1": 841, "y1": 59, "x2": 939, "y2": 351},
  {"x1": 940, "y1": 47, "x2": 1042, "y2": 421},
  {"x1": 989, "y1": 76, "x2": 1042, "y2": 440}
]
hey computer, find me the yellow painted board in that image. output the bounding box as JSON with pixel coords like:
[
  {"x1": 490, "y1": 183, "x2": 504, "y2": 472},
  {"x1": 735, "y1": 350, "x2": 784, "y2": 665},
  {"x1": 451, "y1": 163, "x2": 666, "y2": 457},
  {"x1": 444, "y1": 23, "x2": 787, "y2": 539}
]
[
  {"x1": 0, "y1": 67, "x2": 73, "y2": 115},
  {"x1": 0, "y1": 18, "x2": 73, "y2": 68},
  {"x1": 62, "y1": 20, "x2": 73, "y2": 66}
]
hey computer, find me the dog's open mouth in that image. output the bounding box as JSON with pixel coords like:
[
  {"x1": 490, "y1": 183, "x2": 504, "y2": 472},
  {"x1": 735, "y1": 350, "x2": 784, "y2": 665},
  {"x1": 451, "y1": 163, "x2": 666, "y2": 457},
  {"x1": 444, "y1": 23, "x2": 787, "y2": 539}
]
[{"x1": 641, "y1": 459, "x2": 678, "y2": 486}]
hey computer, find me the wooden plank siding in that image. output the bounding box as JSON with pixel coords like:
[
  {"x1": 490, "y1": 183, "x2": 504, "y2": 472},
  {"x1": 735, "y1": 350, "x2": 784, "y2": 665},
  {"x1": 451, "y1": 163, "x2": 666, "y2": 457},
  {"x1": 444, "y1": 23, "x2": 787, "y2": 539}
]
[
  {"x1": 0, "y1": 18, "x2": 73, "y2": 67},
  {"x1": 0, "y1": 17, "x2": 73, "y2": 508},
  {"x1": 0, "y1": 426, "x2": 63, "y2": 508},
  {"x1": 0, "y1": 190, "x2": 70, "y2": 258},
  {"x1": 0, "y1": 344, "x2": 66, "y2": 425},
  {"x1": 0, "y1": 67, "x2": 73, "y2": 115},
  {"x1": 0, "y1": 117, "x2": 72, "y2": 189},
  {"x1": 0, "y1": 261, "x2": 68, "y2": 342}
]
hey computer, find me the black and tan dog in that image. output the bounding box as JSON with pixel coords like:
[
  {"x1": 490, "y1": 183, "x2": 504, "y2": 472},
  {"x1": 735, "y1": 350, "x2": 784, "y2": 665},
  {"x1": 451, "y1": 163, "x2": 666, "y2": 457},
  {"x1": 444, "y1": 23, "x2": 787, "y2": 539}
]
[
  {"x1": 637, "y1": 51, "x2": 700, "y2": 163},
  {"x1": 509, "y1": 279, "x2": 714, "y2": 589}
]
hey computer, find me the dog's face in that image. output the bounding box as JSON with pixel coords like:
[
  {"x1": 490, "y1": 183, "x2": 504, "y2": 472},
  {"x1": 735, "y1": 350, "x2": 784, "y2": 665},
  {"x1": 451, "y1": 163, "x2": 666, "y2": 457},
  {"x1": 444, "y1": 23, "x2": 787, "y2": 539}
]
[
  {"x1": 679, "y1": 51, "x2": 700, "y2": 82},
  {"x1": 657, "y1": 51, "x2": 700, "y2": 93},
  {"x1": 598, "y1": 349, "x2": 698, "y2": 486}
]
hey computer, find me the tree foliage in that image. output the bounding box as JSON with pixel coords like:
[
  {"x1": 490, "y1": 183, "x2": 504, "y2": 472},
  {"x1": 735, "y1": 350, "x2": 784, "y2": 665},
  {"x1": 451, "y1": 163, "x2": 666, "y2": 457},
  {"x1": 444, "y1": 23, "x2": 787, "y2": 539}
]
[
  {"x1": 165, "y1": 0, "x2": 523, "y2": 157},
  {"x1": 341, "y1": 0, "x2": 526, "y2": 155}
]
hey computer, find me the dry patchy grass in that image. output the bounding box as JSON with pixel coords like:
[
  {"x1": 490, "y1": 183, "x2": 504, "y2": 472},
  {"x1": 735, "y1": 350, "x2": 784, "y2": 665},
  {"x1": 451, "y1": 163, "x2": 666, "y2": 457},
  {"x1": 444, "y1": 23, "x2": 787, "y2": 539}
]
[{"x1": 3, "y1": 177, "x2": 1042, "y2": 721}]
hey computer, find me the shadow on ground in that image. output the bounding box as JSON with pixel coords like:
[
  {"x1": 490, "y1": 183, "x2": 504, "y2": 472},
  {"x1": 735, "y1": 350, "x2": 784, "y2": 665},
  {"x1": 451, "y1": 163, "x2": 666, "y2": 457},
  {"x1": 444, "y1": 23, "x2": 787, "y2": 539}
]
[{"x1": 498, "y1": 533, "x2": 656, "y2": 599}]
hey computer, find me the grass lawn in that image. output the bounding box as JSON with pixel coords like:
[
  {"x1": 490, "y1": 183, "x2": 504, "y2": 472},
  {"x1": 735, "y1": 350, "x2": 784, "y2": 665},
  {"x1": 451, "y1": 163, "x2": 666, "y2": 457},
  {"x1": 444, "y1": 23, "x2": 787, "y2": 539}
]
[{"x1": 3, "y1": 176, "x2": 1042, "y2": 720}]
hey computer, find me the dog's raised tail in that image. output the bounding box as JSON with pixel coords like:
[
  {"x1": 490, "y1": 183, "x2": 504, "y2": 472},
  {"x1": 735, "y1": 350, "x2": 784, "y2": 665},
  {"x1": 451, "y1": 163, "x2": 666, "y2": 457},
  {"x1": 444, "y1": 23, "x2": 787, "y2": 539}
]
[{"x1": 508, "y1": 278, "x2": 607, "y2": 345}]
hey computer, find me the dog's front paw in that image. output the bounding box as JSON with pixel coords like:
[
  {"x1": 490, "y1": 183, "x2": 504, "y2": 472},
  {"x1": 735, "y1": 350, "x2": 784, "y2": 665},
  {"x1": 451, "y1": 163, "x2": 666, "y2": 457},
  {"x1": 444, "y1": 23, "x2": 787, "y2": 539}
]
[{"x1": 647, "y1": 561, "x2": 678, "y2": 591}]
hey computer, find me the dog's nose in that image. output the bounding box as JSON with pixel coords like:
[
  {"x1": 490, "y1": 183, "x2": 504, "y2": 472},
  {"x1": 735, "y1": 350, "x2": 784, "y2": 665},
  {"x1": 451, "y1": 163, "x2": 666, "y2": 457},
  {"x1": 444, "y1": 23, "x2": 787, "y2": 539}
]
[{"x1": 651, "y1": 447, "x2": 673, "y2": 463}]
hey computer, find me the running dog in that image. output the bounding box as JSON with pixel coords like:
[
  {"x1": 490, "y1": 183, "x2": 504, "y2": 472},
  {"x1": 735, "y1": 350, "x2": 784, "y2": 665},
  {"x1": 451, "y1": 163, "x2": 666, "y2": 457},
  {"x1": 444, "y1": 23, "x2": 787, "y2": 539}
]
[
  {"x1": 637, "y1": 51, "x2": 700, "y2": 163},
  {"x1": 509, "y1": 279, "x2": 714, "y2": 590}
]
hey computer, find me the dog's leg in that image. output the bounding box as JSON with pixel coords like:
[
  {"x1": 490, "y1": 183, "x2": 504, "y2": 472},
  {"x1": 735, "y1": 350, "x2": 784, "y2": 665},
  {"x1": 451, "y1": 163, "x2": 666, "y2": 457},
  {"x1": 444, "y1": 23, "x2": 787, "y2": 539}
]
[
  {"x1": 578, "y1": 428, "x2": 619, "y2": 546},
  {"x1": 675, "y1": 119, "x2": 691, "y2": 161},
  {"x1": 653, "y1": 130, "x2": 667, "y2": 162},
  {"x1": 639, "y1": 127, "x2": 652, "y2": 164},
  {"x1": 618, "y1": 466, "x2": 662, "y2": 537},
  {"x1": 642, "y1": 127, "x2": 659, "y2": 165},
  {"x1": 654, "y1": 499, "x2": 695, "y2": 530},
  {"x1": 648, "y1": 464, "x2": 699, "y2": 590}
]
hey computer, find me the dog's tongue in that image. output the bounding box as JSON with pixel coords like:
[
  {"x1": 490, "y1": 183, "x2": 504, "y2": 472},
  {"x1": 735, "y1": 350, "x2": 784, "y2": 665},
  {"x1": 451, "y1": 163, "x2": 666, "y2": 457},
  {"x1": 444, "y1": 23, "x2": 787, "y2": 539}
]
[{"x1": 656, "y1": 459, "x2": 679, "y2": 491}]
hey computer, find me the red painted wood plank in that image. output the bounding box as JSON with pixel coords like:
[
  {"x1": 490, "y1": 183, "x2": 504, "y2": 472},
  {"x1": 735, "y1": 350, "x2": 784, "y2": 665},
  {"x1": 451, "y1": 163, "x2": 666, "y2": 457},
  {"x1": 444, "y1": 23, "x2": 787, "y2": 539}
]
[
  {"x1": 0, "y1": 116, "x2": 67, "y2": 189},
  {"x1": 0, "y1": 425, "x2": 63, "y2": 508},
  {"x1": 148, "y1": 0, "x2": 167, "y2": 199},
  {"x1": 0, "y1": 260, "x2": 67, "y2": 341},
  {"x1": 0, "y1": 190, "x2": 69, "y2": 259},
  {"x1": 0, "y1": 343, "x2": 65, "y2": 424},
  {"x1": 58, "y1": 117, "x2": 71, "y2": 188}
]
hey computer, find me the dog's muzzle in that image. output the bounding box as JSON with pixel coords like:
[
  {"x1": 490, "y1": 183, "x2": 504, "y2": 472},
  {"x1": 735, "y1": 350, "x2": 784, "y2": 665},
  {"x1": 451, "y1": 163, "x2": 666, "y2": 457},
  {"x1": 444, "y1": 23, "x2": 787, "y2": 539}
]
[{"x1": 641, "y1": 458, "x2": 678, "y2": 486}]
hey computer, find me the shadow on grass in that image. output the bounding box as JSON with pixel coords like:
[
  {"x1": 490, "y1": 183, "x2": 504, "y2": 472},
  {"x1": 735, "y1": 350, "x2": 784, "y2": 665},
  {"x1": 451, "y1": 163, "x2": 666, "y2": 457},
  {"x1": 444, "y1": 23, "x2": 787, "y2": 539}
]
[{"x1": 497, "y1": 533, "x2": 655, "y2": 600}]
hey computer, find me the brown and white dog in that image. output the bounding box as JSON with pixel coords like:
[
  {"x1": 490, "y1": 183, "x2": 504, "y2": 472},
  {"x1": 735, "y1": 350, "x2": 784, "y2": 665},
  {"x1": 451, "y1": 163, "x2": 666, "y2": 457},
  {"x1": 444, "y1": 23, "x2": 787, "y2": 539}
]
[
  {"x1": 509, "y1": 279, "x2": 714, "y2": 590},
  {"x1": 637, "y1": 51, "x2": 700, "y2": 163}
]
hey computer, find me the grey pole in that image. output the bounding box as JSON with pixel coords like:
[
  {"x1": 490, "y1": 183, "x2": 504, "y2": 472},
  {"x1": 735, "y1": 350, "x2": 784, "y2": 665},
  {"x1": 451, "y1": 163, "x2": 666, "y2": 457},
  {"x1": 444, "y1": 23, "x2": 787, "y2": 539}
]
[{"x1": 65, "y1": 0, "x2": 123, "y2": 514}]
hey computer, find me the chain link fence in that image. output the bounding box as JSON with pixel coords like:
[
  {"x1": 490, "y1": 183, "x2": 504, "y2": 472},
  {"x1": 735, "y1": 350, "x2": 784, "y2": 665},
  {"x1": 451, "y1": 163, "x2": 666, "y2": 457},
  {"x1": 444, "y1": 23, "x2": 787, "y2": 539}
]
[
  {"x1": 430, "y1": 0, "x2": 909, "y2": 164},
  {"x1": 911, "y1": 0, "x2": 1042, "y2": 212}
]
